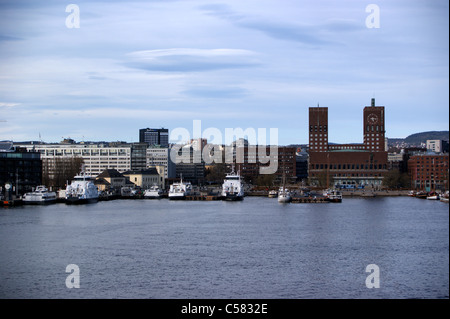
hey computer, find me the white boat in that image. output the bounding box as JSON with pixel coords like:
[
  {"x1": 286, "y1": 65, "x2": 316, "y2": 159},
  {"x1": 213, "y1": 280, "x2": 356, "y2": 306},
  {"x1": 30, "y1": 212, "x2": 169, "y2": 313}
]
[
  {"x1": 23, "y1": 185, "x2": 57, "y2": 204},
  {"x1": 440, "y1": 191, "x2": 449, "y2": 203},
  {"x1": 323, "y1": 189, "x2": 343, "y2": 203},
  {"x1": 277, "y1": 171, "x2": 291, "y2": 203},
  {"x1": 277, "y1": 186, "x2": 291, "y2": 203},
  {"x1": 222, "y1": 170, "x2": 244, "y2": 201},
  {"x1": 65, "y1": 171, "x2": 99, "y2": 204},
  {"x1": 144, "y1": 185, "x2": 163, "y2": 199},
  {"x1": 268, "y1": 190, "x2": 278, "y2": 198},
  {"x1": 168, "y1": 176, "x2": 192, "y2": 200},
  {"x1": 426, "y1": 192, "x2": 440, "y2": 200}
]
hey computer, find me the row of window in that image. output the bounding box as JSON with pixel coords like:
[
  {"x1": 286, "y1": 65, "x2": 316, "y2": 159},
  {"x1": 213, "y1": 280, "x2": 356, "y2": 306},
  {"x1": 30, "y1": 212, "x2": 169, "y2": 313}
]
[
  {"x1": 311, "y1": 163, "x2": 387, "y2": 170},
  {"x1": 312, "y1": 172, "x2": 382, "y2": 177},
  {"x1": 310, "y1": 125, "x2": 327, "y2": 132},
  {"x1": 310, "y1": 146, "x2": 381, "y2": 150},
  {"x1": 366, "y1": 125, "x2": 383, "y2": 132}
]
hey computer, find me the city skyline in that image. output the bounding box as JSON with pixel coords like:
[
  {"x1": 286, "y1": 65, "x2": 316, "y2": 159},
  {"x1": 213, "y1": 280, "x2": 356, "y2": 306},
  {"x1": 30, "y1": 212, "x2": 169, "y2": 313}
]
[{"x1": 0, "y1": 0, "x2": 448, "y2": 145}]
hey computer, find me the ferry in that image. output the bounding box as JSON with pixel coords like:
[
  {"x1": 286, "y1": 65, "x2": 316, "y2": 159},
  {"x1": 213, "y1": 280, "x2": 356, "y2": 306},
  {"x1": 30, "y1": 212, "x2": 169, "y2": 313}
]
[
  {"x1": 65, "y1": 171, "x2": 99, "y2": 204},
  {"x1": 221, "y1": 170, "x2": 244, "y2": 201},
  {"x1": 22, "y1": 185, "x2": 57, "y2": 204},
  {"x1": 168, "y1": 176, "x2": 192, "y2": 200},
  {"x1": 144, "y1": 185, "x2": 163, "y2": 199}
]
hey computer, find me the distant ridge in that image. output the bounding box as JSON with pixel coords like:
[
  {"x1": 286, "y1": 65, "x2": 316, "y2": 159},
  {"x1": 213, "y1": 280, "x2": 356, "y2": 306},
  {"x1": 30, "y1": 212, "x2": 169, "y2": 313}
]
[{"x1": 389, "y1": 131, "x2": 449, "y2": 146}]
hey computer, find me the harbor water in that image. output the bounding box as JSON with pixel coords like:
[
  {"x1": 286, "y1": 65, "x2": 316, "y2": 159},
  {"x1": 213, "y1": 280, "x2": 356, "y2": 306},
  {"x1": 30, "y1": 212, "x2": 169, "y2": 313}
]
[{"x1": 0, "y1": 197, "x2": 448, "y2": 299}]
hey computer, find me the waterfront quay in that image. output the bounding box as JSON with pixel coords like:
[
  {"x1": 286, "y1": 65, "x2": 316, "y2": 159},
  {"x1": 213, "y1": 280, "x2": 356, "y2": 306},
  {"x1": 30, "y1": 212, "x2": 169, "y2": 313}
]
[{"x1": 0, "y1": 187, "x2": 425, "y2": 207}]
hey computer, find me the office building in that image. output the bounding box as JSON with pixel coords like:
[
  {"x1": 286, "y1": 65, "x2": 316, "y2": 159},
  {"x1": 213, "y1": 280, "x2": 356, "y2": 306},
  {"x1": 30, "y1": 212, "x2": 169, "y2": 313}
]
[
  {"x1": 139, "y1": 128, "x2": 169, "y2": 147},
  {"x1": 0, "y1": 142, "x2": 42, "y2": 195},
  {"x1": 235, "y1": 146, "x2": 297, "y2": 183},
  {"x1": 17, "y1": 141, "x2": 132, "y2": 178}
]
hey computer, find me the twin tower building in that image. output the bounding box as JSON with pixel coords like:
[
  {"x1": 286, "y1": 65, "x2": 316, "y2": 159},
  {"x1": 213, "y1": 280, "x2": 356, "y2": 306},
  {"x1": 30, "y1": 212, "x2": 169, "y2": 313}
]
[{"x1": 308, "y1": 98, "x2": 388, "y2": 188}]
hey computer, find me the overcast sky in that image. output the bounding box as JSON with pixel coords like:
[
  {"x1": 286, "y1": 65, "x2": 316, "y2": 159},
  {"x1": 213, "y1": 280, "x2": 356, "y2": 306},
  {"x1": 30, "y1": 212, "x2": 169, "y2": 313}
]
[{"x1": 0, "y1": 0, "x2": 448, "y2": 145}]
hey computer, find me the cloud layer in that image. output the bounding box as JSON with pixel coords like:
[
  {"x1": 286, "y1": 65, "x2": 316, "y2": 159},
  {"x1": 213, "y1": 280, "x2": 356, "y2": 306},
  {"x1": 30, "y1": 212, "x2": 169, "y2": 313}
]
[
  {"x1": 0, "y1": 0, "x2": 448, "y2": 144},
  {"x1": 125, "y1": 48, "x2": 261, "y2": 72}
]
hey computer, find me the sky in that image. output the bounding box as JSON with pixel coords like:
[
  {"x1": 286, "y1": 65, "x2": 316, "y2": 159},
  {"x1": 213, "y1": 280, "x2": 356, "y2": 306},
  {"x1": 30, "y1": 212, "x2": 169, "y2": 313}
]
[{"x1": 0, "y1": 0, "x2": 448, "y2": 146}]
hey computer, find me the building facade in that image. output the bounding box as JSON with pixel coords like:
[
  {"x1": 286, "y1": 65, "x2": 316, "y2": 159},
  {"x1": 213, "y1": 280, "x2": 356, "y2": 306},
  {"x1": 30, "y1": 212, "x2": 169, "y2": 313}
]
[
  {"x1": 139, "y1": 128, "x2": 169, "y2": 147},
  {"x1": 0, "y1": 143, "x2": 42, "y2": 195},
  {"x1": 408, "y1": 153, "x2": 449, "y2": 192},
  {"x1": 146, "y1": 146, "x2": 175, "y2": 179},
  {"x1": 308, "y1": 99, "x2": 388, "y2": 187},
  {"x1": 123, "y1": 168, "x2": 165, "y2": 189},
  {"x1": 235, "y1": 146, "x2": 297, "y2": 183},
  {"x1": 426, "y1": 139, "x2": 449, "y2": 153},
  {"x1": 18, "y1": 141, "x2": 132, "y2": 178}
]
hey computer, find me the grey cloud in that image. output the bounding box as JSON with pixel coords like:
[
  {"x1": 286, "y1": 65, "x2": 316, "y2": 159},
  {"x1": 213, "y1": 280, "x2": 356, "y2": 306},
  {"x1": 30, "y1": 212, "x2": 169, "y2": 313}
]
[
  {"x1": 198, "y1": 4, "x2": 361, "y2": 46},
  {"x1": 182, "y1": 86, "x2": 248, "y2": 99},
  {"x1": 124, "y1": 48, "x2": 262, "y2": 73}
]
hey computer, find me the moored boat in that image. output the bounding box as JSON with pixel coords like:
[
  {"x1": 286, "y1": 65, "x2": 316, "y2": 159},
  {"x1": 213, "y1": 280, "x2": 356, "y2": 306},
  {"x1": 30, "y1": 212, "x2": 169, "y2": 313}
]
[
  {"x1": 440, "y1": 191, "x2": 449, "y2": 203},
  {"x1": 144, "y1": 185, "x2": 163, "y2": 199},
  {"x1": 277, "y1": 187, "x2": 291, "y2": 203},
  {"x1": 168, "y1": 176, "x2": 192, "y2": 200},
  {"x1": 22, "y1": 185, "x2": 57, "y2": 204},
  {"x1": 277, "y1": 172, "x2": 291, "y2": 203},
  {"x1": 221, "y1": 170, "x2": 244, "y2": 201},
  {"x1": 268, "y1": 190, "x2": 278, "y2": 198},
  {"x1": 65, "y1": 171, "x2": 99, "y2": 204},
  {"x1": 323, "y1": 189, "x2": 342, "y2": 203},
  {"x1": 426, "y1": 192, "x2": 440, "y2": 200},
  {"x1": 415, "y1": 191, "x2": 428, "y2": 199}
]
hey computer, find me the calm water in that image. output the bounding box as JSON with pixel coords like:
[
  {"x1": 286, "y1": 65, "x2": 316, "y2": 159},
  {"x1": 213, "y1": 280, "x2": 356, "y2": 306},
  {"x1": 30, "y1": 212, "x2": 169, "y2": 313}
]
[{"x1": 0, "y1": 196, "x2": 448, "y2": 299}]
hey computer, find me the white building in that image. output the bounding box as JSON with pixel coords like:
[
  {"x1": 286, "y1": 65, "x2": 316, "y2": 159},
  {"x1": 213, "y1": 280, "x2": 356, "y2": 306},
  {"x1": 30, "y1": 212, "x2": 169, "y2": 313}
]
[
  {"x1": 146, "y1": 146, "x2": 175, "y2": 179},
  {"x1": 18, "y1": 142, "x2": 132, "y2": 177},
  {"x1": 426, "y1": 140, "x2": 443, "y2": 153}
]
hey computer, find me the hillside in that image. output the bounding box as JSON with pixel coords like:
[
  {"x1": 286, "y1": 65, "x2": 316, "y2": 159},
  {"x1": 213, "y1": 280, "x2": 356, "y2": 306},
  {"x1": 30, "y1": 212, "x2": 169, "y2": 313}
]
[{"x1": 389, "y1": 131, "x2": 449, "y2": 146}]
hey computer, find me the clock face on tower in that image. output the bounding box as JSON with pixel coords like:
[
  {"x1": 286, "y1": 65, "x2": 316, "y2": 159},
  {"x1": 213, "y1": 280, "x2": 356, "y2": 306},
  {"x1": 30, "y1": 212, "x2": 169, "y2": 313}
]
[{"x1": 367, "y1": 113, "x2": 378, "y2": 124}]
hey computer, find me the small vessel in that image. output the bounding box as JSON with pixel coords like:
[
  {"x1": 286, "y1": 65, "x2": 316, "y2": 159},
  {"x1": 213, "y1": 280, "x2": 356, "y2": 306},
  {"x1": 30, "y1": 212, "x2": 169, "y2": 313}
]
[
  {"x1": 426, "y1": 192, "x2": 440, "y2": 200},
  {"x1": 415, "y1": 191, "x2": 427, "y2": 199},
  {"x1": 120, "y1": 187, "x2": 133, "y2": 199},
  {"x1": 440, "y1": 191, "x2": 449, "y2": 203},
  {"x1": 408, "y1": 190, "x2": 416, "y2": 197},
  {"x1": 144, "y1": 185, "x2": 163, "y2": 199},
  {"x1": 22, "y1": 185, "x2": 57, "y2": 204},
  {"x1": 278, "y1": 186, "x2": 291, "y2": 203},
  {"x1": 168, "y1": 175, "x2": 192, "y2": 200},
  {"x1": 65, "y1": 171, "x2": 99, "y2": 204},
  {"x1": 221, "y1": 169, "x2": 244, "y2": 201},
  {"x1": 323, "y1": 189, "x2": 342, "y2": 203},
  {"x1": 277, "y1": 172, "x2": 291, "y2": 203},
  {"x1": 268, "y1": 190, "x2": 278, "y2": 198}
]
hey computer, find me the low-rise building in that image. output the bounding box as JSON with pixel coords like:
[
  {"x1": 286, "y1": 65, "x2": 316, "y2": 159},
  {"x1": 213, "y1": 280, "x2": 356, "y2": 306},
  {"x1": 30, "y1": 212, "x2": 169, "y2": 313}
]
[
  {"x1": 96, "y1": 169, "x2": 128, "y2": 190},
  {"x1": 122, "y1": 168, "x2": 164, "y2": 189}
]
